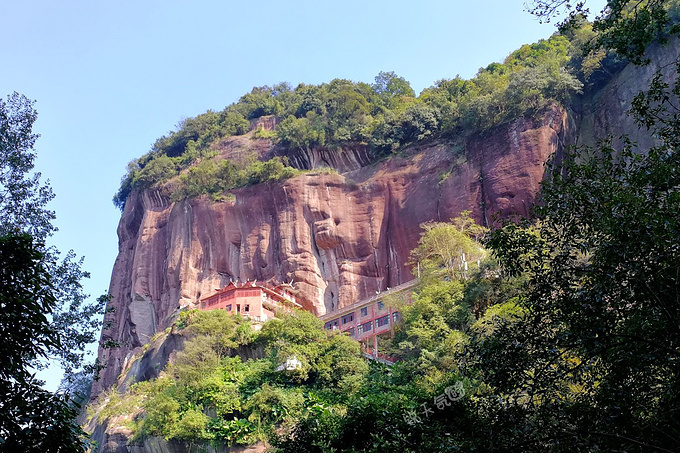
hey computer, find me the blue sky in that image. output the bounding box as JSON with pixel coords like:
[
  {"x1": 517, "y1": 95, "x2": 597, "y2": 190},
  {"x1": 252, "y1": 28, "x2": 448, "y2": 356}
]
[{"x1": 1, "y1": 0, "x2": 605, "y2": 389}]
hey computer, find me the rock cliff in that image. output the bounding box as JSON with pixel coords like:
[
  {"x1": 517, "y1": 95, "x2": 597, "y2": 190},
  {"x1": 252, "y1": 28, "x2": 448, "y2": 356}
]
[
  {"x1": 92, "y1": 39, "x2": 680, "y2": 403},
  {"x1": 92, "y1": 104, "x2": 569, "y2": 399}
]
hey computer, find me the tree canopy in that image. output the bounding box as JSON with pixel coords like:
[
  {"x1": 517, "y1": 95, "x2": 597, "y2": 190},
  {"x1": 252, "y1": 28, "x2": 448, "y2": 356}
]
[
  {"x1": 0, "y1": 93, "x2": 107, "y2": 451},
  {"x1": 89, "y1": 310, "x2": 368, "y2": 445}
]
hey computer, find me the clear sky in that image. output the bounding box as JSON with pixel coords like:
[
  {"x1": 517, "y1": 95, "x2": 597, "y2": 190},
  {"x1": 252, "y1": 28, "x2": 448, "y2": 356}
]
[{"x1": 1, "y1": 0, "x2": 606, "y2": 390}]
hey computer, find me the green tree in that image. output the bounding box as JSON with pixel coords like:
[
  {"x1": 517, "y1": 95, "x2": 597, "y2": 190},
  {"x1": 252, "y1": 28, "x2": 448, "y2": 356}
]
[
  {"x1": 0, "y1": 233, "x2": 84, "y2": 452},
  {"x1": 474, "y1": 139, "x2": 680, "y2": 452},
  {"x1": 399, "y1": 103, "x2": 440, "y2": 141},
  {"x1": 529, "y1": 0, "x2": 680, "y2": 64},
  {"x1": 294, "y1": 83, "x2": 326, "y2": 117},
  {"x1": 277, "y1": 112, "x2": 326, "y2": 152},
  {"x1": 505, "y1": 64, "x2": 582, "y2": 113},
  {"x1": 0, "y1": 93, "x2": 55, "y2": 238},
  {"x1": 219, "y1": 110, "x2": 250, "y2": 136},
  {"x1": 236, "y1": 86, "x2": 281, "y2": 119},
  {"x1": 131, "y1": 154, "x2": 177, "y2": 188},
  {"x1": 393, "y1": 280, "x2": 469, "y2": 380},
  {"x1": 0, "y1": 93, "x2": 106, "y2": 452},
  {"x1": 372, "y1": 71, "x2": 416, "y2": 108},
  {"x1": 410, "y1": 217, "x2": 487, "y2": 281}
]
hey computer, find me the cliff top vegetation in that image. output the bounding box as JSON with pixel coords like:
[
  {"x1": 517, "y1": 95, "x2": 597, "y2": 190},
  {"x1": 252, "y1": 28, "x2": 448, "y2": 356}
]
[{"x1": 113, "y1": 19, "x2": 628, "y2": 210}]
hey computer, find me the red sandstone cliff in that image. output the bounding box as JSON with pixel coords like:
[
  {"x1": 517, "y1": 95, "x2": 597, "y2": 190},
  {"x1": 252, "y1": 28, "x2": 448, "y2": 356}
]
[
  {"x1": 86, "y1": 38, "x2": 680, "y2": 453},
  {"x1": 92, "y1": 104, "x2": 570, "y2": 398},
  {"x1": 93, "y1": 38, "x2": 680, "y2": 400}
]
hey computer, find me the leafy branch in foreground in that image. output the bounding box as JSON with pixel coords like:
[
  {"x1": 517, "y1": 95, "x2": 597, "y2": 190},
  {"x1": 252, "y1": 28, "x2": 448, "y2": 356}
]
[{"x1": 1, "y1": 92, "x2": 108, "y2": 452}]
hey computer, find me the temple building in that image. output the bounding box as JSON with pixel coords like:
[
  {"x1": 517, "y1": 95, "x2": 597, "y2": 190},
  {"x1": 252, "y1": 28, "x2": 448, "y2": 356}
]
[
  {"x1": 319, "y1": 279, "x2": 419, "y2": 355},
  {"x1": 199, "y1": 280, "x2": 303, "y2": 322},
  {"x1": 199, "y1": 277, "x2": 419, "y2": 363}
]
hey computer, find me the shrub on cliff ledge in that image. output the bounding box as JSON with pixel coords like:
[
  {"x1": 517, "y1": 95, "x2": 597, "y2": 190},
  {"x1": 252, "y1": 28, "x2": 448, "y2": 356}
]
[{"x1": 168, "y1": 156, "x2": 299, "y2": 202}]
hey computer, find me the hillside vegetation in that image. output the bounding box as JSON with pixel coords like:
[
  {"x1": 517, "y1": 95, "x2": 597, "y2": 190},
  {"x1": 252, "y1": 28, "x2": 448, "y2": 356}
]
[
  {"x1": 113, "y1": 21, "x2": 622, "y2": 210},
  {"x1": 88, "y1": 216, "x2": 492, "y2": 449},
  {"x1": 89, "y1": 309, "x2": 368, "y2": 445}
]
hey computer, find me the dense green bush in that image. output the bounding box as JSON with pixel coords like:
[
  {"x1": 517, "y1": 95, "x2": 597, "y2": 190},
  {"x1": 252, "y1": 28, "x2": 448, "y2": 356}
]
[
  {"x1": 90, "y1": 310, "x2": 368, "y2": 446},
  {"x1": 168, "y1": 156, "x2": 299, "y2": 202}
]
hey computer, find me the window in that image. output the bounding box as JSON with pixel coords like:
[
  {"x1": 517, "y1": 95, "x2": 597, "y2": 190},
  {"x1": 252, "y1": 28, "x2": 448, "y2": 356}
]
[
  {"x1": 376, "y1": 315, "x2": 390, "y2": 327},
  {"x1": 360, "y1": 307, "x2": 368, "y2": 317},
  {"x1": 363, "y1": 321, "x2": 373, "y2": 332},
  {"x1": 341, "y1": 313, "x2": 355, "y2": 324},
  {"x1": 377, "y1": 301, "x2": 384, "y2": 310},
  {"x1": 392, "y1": 312, "x2": 399, "y2": 323},
  {"x1": 244, "y1": 304, "x2": 250, "y2": 312},
  {"x1": 357, "y1": 324, "x2": 364, "y2": 335},
  {"x1": 347, "y1": 327, "x2": 356, "y2": 338},
  {"x1": 325, "y1": 320, "x2": 340, "y2": 330},
  {"x1": 226, "y1": 304, "x2": 232, "y2": 312}
]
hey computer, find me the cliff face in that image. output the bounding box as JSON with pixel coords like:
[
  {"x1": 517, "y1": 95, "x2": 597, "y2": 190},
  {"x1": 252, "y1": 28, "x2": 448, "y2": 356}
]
[
  {"x1": 576, "y1": 37, "x2": 680, "y2": 149},
  {"x1": 93, "y1": 39, "x2": 680, "y2": 402},
  {"x1": 92, "y1": 104, "x2": 569, "y2": 398}
]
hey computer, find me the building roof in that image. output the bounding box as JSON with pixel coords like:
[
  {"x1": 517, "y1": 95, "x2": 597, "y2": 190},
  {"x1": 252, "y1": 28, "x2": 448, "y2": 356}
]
[{"x1": 200, "y1": 280, "x2": 303, "y2": 309}]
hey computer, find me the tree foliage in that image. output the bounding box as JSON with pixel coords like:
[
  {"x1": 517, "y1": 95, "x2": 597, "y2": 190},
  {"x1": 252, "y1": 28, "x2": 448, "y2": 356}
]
[
  {"x1": 115, "y1": 29, "x2": 595, "y2": 208},
  {"x1": 168, "y1": 156, "x2": 299, "y2": 202},
  {"x1": 91, "y1": 310, "x2": 368, "y2": 446},
  {"x1": 410, "y1": 212, "x2": 487, "y2": 281},
  {"x1": 459, "y1": 1, "x2": 680, "y2": 449},
  {"x1": 0, "y1": 93, "x2": 106, "y2": 451},
  {"x1": 0, "y1": 93, "x2": 55, "y2": 239},
  {"x1": 468, "y1": 137, "x2": 678, "y2": 450}
]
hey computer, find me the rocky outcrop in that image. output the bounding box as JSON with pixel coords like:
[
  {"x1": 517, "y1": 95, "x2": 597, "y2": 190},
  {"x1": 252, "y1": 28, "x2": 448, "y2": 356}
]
[
  {"x1": 576, "y1": 37, "x2": 680, "y2": 150},
  {"x1": 273, "y1": 143, "x2": 374, "y2": 173},
  {"x1": 92, "y1": 103, "x2": 570, "y2": 400}
]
